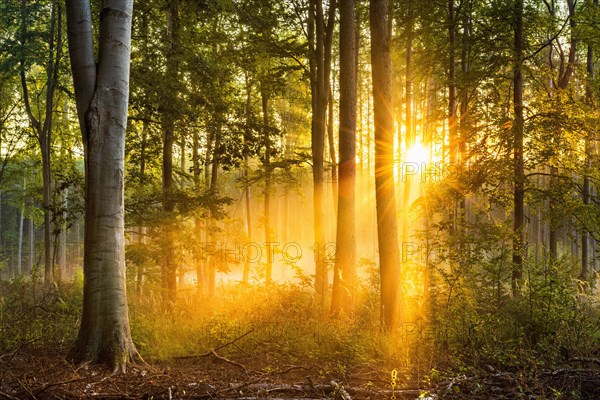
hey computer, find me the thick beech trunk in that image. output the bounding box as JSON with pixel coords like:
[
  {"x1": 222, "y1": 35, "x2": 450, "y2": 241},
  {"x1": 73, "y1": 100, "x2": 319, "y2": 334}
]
[{"x1": 66, "y1": 0, "x2": 138, "y2": 372}]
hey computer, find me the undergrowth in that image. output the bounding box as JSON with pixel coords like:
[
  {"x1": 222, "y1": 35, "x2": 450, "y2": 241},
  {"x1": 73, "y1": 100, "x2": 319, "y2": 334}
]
[{"x1": 0, "y1": 271, "x2": 598, "y2": 387}]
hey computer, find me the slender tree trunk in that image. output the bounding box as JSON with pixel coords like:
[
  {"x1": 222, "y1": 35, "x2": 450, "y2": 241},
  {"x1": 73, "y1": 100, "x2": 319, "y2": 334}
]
[
  {"x1": 66, "y1": 0, "x2": 138, "y2": 371},
  {"x1": 405, "y1": 2, "x2": 414, "y2": 147},
  {"x1": 310, "y1": 0, "x2": 332, "y2": 304},
  {"x1": 59, "y1": 188, "x2": 68, "y2": 279},
  {"x1": 307, "y1": 0, "x2": 336, "y2": 304},
  {"x1": 581, "y1": 14, "x2": 595, "y2": 281},
  {"x1": 549, "y1": 0, "x2": 577, "y2": 261},
  {"x1": 160, "y1": 0, "x2": 180, "y2": 305},
  {"x1": 262, "y1": 88, "x2": 273, "y2": 286},
  {"x1": 29, "y1": 218, "x2": 34, "y2": 274},
  {"x1": 331, "y1": 0, "x2": 357, "y2": 317},
  {"x1": 20, "y1": 0, "x2": 60, "y2": 285},
  {"x1": 207, "y1": 125, "x2": 220, "y2": 297},
  {"x1": 191, "y1": 129, "x2": 204, "y2": 292},
  {"x1": 370, "y1": 0, "x2": 402, "y2": 330},
  {"x1": 512, "y1": 0, "x2": 525, "y2": 297},
  {"x1": 136, "y1": 118, "x2": 148, "y2": 298},
  {"x1": 243, "y1": 177, "x2": 252, "y2": 283},
  {"x1": 328, "y1": 87, "x2": 338, "y2": 215},
  {"x1": 448, "y1": 0, "x2": 457, "y2": 166},
  {"x1": 401, "y1": 1, "x2": 414, "y2": 246},
  {"x1": 459, "y1": 1, "x2": 470, "y2": 164},
  {"x1": 243, "y1": 76, "x2": 253, "y2": 284},
  {"x1": 17, "y1": 202, "x2": 24, "y2": 276}
]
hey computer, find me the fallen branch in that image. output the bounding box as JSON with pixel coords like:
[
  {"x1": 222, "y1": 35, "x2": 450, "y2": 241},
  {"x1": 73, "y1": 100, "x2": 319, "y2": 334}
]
[
  {"x1": 0, "y1": 389, "x2": 21, "y2": 400},
  {"x1": 0, "y1": 338, "x2": 39, "y2": 365},
  {"x1": 230, "y1": 382, "x2": 422, "y2": 398},
  {"x1": 210, "y1": 350, "x2": 247, "y2": 372},
  {"x1": 174, "y1": 329, "x2": 254, "y2": 360},
  {"x1": 330, "y1": 380, "x2": 352, "y2": 400}
]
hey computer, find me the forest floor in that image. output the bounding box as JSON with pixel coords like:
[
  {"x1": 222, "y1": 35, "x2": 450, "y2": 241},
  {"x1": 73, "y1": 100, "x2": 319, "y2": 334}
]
[{"x1": 1, "y1": 346, "x2": 600, "y2": 400}]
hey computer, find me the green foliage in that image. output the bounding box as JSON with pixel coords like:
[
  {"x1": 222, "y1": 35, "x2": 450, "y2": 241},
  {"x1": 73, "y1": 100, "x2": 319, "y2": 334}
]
[{"x1": 0, "y1": 280, "x2": 81, "y2": 352}]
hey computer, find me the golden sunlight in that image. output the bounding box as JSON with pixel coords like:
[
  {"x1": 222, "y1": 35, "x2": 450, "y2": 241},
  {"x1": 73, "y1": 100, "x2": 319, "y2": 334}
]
[{"x1": 405, "y1": 141, "x2": 429, "y2": 164}]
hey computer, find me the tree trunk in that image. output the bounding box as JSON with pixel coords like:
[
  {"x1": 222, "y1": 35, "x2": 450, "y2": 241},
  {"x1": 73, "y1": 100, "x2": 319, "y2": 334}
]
[
  {"x1": 207, "y1": 125, "x2": 220, "y2": 297},
  {"x1": 160, "y1": 0, "x2": 180, "y2": 306},
  {"x1": 549, "y1": 0, "x2": 576, "y2": 261},
  {"x1": 242, "y1": 76, "x2": 253, "y2": 285},
  {"x1": 136, "y1": 118, "x2": 149, "y2": 298},
  {"x1": 370, "y1": 0, "x2": 402, "y2": 330},
  {"x1": 512, "y1": 0, "x2": 525, "y2": 297},
  {"x1": 192, "y1": 129, "x2": 204, "y2": 292},
  {"x1": 448, "y1": 0, "x2": 457, "y2": 166},
  {"x1": 405, "y1": 2, "x2": 414, "y2": 147},
  {"x1": 20, "y1": 0, "x2": 60, "y2": 285},
  {"x1": 66, "y1": 0, "x2": 138, "y2": 372},
  {"x1": 262, "y1": 88, "x2": 273, "y2": 286},
  {"x1": 29, "y1": 218, "x2": 34, "y2": 274},
  {"x1": 331, "y1": 0, "x2": 357, "y2": 317},
  {"x1": 327, "y1": 87, "x2": 338, "y2": 215},
  {"x1": 243, "y1": 178, "x2": 252, "y2": 283},
  {"x1": 17, "y1": 201, "x2": 24, "y2": 276},
  {"x1": 581, "y1": 10, "x2": 595, "y2": 281},
  {"x1": 309, "y1": 0, "x2": 336, "y2": 305},
  {"x1": 58, "y1": 188, "x2": 68, "y2": 279}
]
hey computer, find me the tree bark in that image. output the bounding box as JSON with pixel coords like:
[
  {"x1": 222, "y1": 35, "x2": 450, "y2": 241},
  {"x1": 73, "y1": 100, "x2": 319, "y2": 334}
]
[
  {"x1": 331, "y1": 0, "x2": 357, "y2": 317},
  {"x1": 207, "y1": 125, "x2": 221, "y2": 297},
  {"x1": 17, "y1": 200, "x2": 24, "y2": 276},
  {"x1": 512, "y1": 0, "x2": 525, "y2": 297},
  {"x1": 309, "y1": 0, "x2": 336, "y2": 305},
  {"x1": 66, "y1": 0, "x2": 138, "y2": 372},
  {"x1": 328, "y1": 87, "x2": 338, "y2": 216},
  {"x1": 242, "y1": 75, "x2": 253, "y2": 285},
  {"x1": 29, "y1": 218, "x2": 34, "y2": 274},
  {"x1": 370, "y1": 0, "x2": 402, "y2": 330},
  {"x1": 448, "y1": 0, "x2": 457, "y2": 166},
  {"x1": 581, "y1": 4, "x2": 595, "y2": 281},
  {"x1": 160, "y1": 0, "x2": 180, "y2": 305},
  {"x1": 262, "y1": 87, "x2": 273, "y2": 286}
]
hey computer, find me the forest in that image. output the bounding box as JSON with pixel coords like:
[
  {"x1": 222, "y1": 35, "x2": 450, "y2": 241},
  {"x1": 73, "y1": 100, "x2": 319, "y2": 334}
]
[{"x1": 0, "y1": 0, "x2": 600, "y2": 398}]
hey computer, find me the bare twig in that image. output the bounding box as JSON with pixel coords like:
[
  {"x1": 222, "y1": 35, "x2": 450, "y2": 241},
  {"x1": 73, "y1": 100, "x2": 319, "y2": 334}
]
[
  {"x1": 16, "y1": 378, "x2": 37, "y2": 400},
  {"x1": 0, "y1": 337, "x2": 39, "y2": 365},
  {"x1": 34, "y1": 377, "x2": 87, "y2": 396},
  {"x1": 0, "y1": 389, "x2": 21, "y2": 400},
  {"x1": 210, "y1": 350, "x2": 247, "y2": 372}
]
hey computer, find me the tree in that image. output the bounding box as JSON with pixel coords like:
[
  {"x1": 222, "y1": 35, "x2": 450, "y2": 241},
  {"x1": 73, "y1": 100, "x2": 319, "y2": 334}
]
[
  {"x1": 160, "y1": 0, "x2": 180, "y2": 305},
  {"x1": 331, "y1": 0, "x2": 357, "y2": 316},
  {"x1": 511, "y1": 0, "x2": 524, "y2": 297},
  {"x1": 308, "y1": 0, "x2": 336, "y2": 304},
  {"x1": 65, "y1": 0, "x2": 138, "y2": 371},
  {"x1": 19, "y1": 0, "x2": 61, "y2": 284},
  {"x1": 370, "y1": 0, "x2": 402, "y2": 330}
]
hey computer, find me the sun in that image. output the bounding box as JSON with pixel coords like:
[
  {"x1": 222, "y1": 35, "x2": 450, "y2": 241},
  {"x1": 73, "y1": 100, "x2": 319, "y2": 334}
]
[{"x1": 405, "y1": 142, "x2": 429, "y2": 164}]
